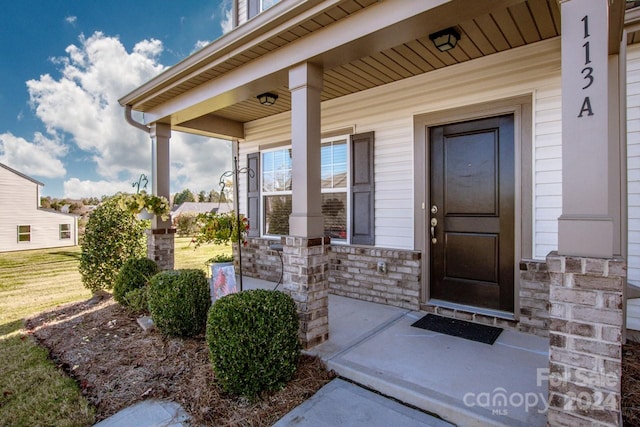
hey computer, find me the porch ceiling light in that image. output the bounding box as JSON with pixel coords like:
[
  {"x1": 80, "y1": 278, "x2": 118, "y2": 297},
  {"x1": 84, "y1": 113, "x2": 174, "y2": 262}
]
[
  {"x1": 257, "y1": 92, "x2": 278, "y2": 106},
  {"x1": 429, "y1": 27, "x2": 460, "y2": 52}
]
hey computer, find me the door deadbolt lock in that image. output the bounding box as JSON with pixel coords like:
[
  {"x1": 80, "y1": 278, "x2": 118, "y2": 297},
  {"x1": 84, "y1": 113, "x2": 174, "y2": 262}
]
[{"x1": 431, "y1": 205, "x2": 438, "y2": 214}]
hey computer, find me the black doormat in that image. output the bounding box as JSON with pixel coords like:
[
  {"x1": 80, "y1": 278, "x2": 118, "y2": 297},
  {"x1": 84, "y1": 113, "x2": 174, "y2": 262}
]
[{"x1": 411, "y1": 314, "x2": 503, "y2": 345}]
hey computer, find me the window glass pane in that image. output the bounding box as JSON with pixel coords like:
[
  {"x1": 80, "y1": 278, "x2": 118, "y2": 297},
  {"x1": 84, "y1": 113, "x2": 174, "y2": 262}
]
[
  {"x1": 333, "y1": 142, "x2": 348, "y2": 188},
  {"x1": 60, "y1": 224, "x2": 71, "y2": 239},
  {"x1": 264, "y1": 195, "x2": 291, "y2": 235},
  {"x1": 322, "y1": 193, "x2": 347, "y2": 240},
  {"x1": 262, "y1": 151, "x2": 274, "y2": 172},
  {"x1": 263, "y1": 148, "x2": 292, "y2": 191},
  {"x1": 321, "y1": 165, "x2": 332, "y2": 189},
  {"x1": 321, "y1": 140, "x2": 348, "y2": 189},
  {"x1": 18, "y1": 225, "x2": 30, "y2": 242},
  {"x1": 261, "y1": 0, "x2": 279, "y2": 11},
  {"x1": 262, "y1": 171, "x2": 275, "y2": 192}
]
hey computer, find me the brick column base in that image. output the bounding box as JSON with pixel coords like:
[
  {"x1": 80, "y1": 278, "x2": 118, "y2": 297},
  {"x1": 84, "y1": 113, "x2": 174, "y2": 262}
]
[
  {"x1": 547, "y1": 252, "x2": 625, "y2": 426},
  {"x1": 282, "y1": 236, "x2": 329, "y2": 349},
  {"x1": 146, "y1": 228, "x2": 176, "y2": 271}
]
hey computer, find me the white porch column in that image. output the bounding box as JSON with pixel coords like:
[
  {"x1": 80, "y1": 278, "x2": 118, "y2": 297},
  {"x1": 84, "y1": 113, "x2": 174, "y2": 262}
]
[
  {"x1": 148, "y1": 122, "x2": 175, "y2": 270},
  {"x1": 549, "y1": 2, "x2": 626, "y2": 426},
  {"x1": 283, "y1": 62, "x2": 329, "y2": 349},
  {"x1": 558, "y1": 0, "x2": 623, "y2": 258},
  {"x1": 150, "y1": 123, "x2": 171, "y2": 229},
  {"x1": 288, "y1": 62, "x2": 324, "y2": 237}
]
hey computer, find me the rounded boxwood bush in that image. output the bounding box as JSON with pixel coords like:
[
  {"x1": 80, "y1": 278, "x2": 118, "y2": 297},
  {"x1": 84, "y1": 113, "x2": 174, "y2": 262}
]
[
  {"x1": 147, "y1": 269, "x2": 210, "y2": 337},
  {"x1": 206, "y1": 289, "x2": 301, "y2": 398},
  {"x1": 113, "y1": 257, "x2": 159, "y2": 306}
]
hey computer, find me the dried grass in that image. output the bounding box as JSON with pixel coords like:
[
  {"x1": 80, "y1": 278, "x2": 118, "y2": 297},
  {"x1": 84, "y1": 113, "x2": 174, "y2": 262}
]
[{"x1": 25, "y1": 293, "x2": 335, "y2": 426}]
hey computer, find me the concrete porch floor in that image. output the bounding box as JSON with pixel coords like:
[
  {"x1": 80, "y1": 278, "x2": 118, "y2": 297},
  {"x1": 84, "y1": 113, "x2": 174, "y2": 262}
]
[{"x1": 242, "y1": 277, "x2": 549, "y2": 427}]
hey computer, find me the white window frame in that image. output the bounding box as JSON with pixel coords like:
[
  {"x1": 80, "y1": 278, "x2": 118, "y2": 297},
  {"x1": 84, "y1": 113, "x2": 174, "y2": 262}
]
[
  {"x1": 59, "y1": 224, "x2": 71, "y2": 240},
  {"x1": 17, "y1": 225, "x2": 31, "y2": 243},
  {"x1": 260, "y1": 135, "x2": 351, "y2": 242}
]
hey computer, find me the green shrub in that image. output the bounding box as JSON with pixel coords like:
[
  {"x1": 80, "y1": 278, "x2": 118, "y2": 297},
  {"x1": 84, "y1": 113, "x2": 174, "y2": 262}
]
[
  {"x1": 174, "y1": 212, "x2": 199, "y2": 236},
  {"x1": 79, "y1": 195, "x2": 147, "y2": 293},
  {"x1": 147, "y1": 269, "x2": 210, "y2": 337},
  {"x1": 122, "y1": 287, "x2": 149, "y2": 314},
  {"x1": 113, "y1": 257, "x2": 158, "y2": 305},
  {"x1": 206, "y1": 289, "x2": 301, "y2": 398}
]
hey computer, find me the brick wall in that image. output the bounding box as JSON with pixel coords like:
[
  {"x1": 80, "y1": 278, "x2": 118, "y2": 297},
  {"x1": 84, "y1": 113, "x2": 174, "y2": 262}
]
[
  {"x1": 547, "y1": 252, "x2": 625, "y2": 426},
  {"x1": 328, "y1": 245, "x2": 421, "y2": 310},
  {"x1": 240, "y1": 238, "x2": 554, "y2": 337},
  {"x1": 519, "y1": 259, "x2": 551, "y2": 337},
  {"x1": 238, "y1": 237, "x2": 284, "y2": 283},
  {"x1": 146, "y1": 228, "x2": 175, "y2": 271}
]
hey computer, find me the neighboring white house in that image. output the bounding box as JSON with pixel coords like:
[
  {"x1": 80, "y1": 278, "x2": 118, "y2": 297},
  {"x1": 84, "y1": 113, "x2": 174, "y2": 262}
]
[
  {"x1": 170, "y1": 201, "x2": 233, "y2": 220},
  {"x1": 0, "y1": 163, "x2": 78, "y2": 252}
]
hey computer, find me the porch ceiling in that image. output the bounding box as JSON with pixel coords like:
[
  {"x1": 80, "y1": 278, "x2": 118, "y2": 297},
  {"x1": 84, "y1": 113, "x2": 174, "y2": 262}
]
[
  {"x1": 122, "y1": 0, "x2": 637, "y2": 137},
  {"x1": 214, "y1": 0, "x2": 562, "y2": 124}
]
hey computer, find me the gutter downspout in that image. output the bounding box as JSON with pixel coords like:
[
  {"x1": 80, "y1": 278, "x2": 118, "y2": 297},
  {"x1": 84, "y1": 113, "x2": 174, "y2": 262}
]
[{"x1": 124, "y1": 105, "x2": 150, "y2": 133}]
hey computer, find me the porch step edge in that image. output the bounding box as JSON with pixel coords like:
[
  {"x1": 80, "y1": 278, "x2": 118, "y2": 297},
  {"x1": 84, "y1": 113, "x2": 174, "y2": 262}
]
[{"x1": 327, "y1": 357, "x2": 539, "y2": 427}]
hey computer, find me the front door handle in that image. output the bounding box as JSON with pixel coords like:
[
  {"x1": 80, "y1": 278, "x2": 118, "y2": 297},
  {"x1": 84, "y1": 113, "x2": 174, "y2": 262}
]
[{"x1": 430, "y1": 218, "x2": 437, "y2": 244}]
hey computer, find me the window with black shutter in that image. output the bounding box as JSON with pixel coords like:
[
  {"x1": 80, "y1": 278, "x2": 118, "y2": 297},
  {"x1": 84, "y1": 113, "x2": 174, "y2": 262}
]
[
  {"x1": 350, "y1": 131, "x2": 375, "y2": 245},
  {"x1": 246, "y1": 152, "x2": 260, "y2": 237}
]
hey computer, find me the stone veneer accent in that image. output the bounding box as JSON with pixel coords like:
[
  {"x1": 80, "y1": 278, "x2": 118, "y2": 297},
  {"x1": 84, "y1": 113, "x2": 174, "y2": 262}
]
[
  {"x1": 239, "y1": 238, "x2": 285, "y2": 283},
  {"x1": 328, "y1": 245, "x2": 421, "y2": 310},
  {"x1": 519, "y1": 259, "x2": 551, "y2": 337},
  {"x1": 239, "y1": 239, "x2": 554, "y2": 339},
  {"x1": 146, "y1": 228, "x2": 176, "y2": 271},
  {"x1": 547, "y1": 252, "x2": 625, "y2": 427},
  {"x1": 282, "y1": 236, "x2": 330, "y2": 349}
]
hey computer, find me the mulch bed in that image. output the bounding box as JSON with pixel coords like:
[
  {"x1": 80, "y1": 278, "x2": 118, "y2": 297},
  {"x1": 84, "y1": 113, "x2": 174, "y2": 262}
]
[
  {"x1": 25, "y1": 292, "x2": 640, "y2": 425},
  {"x1": 25, "y1": 293, "x2": 335, "y2": 426},
  {"x1": 623, "y1": 340, "x2": 640, "y2": 426}
]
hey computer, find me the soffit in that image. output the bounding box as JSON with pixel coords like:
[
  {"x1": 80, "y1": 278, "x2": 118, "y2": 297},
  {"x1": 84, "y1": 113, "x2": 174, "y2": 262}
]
[
  {"x1": 135, "y1": 0, "x2": 637, "y2": 131},
  {"x1": 212, "y1": 0, "x2": 562, "y2": 123},
  {"x1": 133, "y1": 0, "x2": 378, "y2": 111}
]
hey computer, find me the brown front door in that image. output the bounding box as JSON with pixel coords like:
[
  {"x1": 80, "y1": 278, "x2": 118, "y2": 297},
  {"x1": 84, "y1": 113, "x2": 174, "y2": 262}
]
[{"x1": 429, "y1": 115, "x2": 515, "y2": 312}]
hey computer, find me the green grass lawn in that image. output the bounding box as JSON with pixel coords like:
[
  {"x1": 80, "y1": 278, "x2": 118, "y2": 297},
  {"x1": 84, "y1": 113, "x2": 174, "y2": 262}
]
[
  {"x1": 174, "y1": 236, "x2": 234, "y2": 273},
  {"x1": 0, "y1": 238, "x2": 231, "y2": 426}
]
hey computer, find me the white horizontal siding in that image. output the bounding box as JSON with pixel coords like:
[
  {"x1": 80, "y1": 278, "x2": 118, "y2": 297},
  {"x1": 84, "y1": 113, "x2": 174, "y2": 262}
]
[
  {"x1": 237, "y1": 0, "x2": 248, "y2": 26},
  {"x1": 0, "y1": 166, "x2": 77, "y2": 252},
  {"x1": 240, "y1": 38, "x2": 563, "y2": 250},
  {"x1": 628, "y1": 44, "x2": 640, "y2": 284},
  {"x1": 533, "y1": 81, "x2": 562, "y2": 258}
]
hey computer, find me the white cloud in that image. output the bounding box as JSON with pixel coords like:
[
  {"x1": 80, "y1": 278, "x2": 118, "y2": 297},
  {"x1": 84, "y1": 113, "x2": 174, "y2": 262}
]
[
  {"x1": 0, "y1": 132, "x2": 68, "y2": 178},
  {"x1": 170, "y1": 133, "x2": 232, "y2": 194},
  {"x1": 191, "y1": 40, "x2": 210, "y2": 54},
  {"x1": 27, "y1": 32, "x2": 165, "y2": 179},
  {"x1": 63, "y1": 177, "x2": 133, "y2": 199},
  {"x1": 65, "y1": 16, "x2": 77, "y2": 25},
  {"x1": 221, "y1": 3, "x2": 233, "y2": 34},
  {"x1": 18, "y1": 31, "x2": 232, "y2": 199}
]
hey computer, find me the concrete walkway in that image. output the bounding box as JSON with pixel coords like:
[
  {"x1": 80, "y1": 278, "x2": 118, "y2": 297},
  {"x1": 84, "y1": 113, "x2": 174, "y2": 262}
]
[
  {"x1": 274, "y1": 379, "x2": 452, "y2": 427},
  {"x1": 96, "y1": 277, "x2": 549, "y2": 426}
]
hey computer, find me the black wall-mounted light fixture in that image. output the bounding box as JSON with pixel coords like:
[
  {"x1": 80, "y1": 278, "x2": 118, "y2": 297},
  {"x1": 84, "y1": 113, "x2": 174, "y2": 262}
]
[
  {"x1": 257, "y1": 92, "x2": 278, "y2": 106},
  {"x1": 429, "y1": 27, "x2": 460, "y2": 52}
]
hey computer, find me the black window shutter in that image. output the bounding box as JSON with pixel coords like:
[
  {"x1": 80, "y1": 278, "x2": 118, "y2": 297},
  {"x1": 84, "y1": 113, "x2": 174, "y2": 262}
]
[
  {"x1": 248, "y1": 0, "x2": 259, "y2": 19},
  {"x1": 350, "y1": 132, "x2": 375, "y2": 245},
  {"x1": 247, "y1": 152, "x2": 260, "y2": 237}
]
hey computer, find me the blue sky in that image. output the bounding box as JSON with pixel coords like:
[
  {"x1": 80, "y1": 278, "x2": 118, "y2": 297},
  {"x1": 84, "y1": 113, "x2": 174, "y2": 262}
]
[{"x1": 0, "y1": 1, "x2": 233, "y2": 198}]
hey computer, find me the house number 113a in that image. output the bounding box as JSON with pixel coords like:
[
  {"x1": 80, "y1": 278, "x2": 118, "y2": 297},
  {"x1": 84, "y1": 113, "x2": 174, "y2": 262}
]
[{"x1": 579, "y1": 15, "x2": 594, "y2": 117}]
